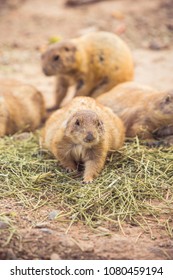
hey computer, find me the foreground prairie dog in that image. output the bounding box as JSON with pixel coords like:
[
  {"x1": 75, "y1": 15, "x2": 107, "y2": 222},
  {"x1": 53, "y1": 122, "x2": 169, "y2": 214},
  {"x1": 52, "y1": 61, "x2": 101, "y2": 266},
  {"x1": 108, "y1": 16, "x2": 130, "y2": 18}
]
[
  {"x1": 0, "y1": 79, "x2": 46, "y2": 137},
  {"x1": 41, "y1": 31, "x2": 134, "y2": 108},
  {"x1": 97, "y1": 82, "x2": 173, "y2": 141},
  {"x1": 41, "y1": 96, "x2": 125, "y2": 183}
]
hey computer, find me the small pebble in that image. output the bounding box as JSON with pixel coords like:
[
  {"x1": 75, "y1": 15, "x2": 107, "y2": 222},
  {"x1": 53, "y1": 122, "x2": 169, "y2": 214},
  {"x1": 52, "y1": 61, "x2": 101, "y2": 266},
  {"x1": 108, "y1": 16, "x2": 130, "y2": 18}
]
[
  {"x1": 34, "y1": 222, "x2": 49, "y2": 228},
  {"x1": 50, "y1": 253, "x2": 61, "y2": 260},
  {"x1": 48, "y1": 210, "x2": 60, "y2": 220},
  {"x1": 40, "y1": 228, "x2": 53, "y2": 234},
  {"x1": 0, "y1": 221, "x2": 9, "y2": 229},
  {"x1": 149, "y1": 41, "x2": 168, "y2": 51}
]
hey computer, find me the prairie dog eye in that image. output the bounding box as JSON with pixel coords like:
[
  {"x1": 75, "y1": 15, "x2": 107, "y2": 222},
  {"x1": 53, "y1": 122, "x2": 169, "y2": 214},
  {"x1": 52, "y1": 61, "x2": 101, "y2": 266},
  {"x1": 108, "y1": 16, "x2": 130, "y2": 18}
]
[
  {"x1": 64, "y1": 47, "x2": 70, "y2": 52},
  {"x1": 53, "y1": 55, "x2": 60, "y2": 61},
  {"x1": 75, "y1": 119, "x2": 80, "y2": 126},
  {"x1": 165, "y1": 96, "x2": 171, "y2": 103},
  {"x1": 97, "y1": 120, "x2": 103, "y2": 127}
]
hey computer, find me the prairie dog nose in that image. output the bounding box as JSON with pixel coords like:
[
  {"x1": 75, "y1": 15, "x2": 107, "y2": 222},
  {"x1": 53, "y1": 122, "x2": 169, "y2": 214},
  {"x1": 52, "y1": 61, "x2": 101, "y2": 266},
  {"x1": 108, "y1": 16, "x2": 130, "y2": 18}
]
[
  {"x1": 84, "y1": 132, "x2": 95, "y2": 143},
  {"x1": 42, "y1": 67, "x2": 51, "y2": 76}
]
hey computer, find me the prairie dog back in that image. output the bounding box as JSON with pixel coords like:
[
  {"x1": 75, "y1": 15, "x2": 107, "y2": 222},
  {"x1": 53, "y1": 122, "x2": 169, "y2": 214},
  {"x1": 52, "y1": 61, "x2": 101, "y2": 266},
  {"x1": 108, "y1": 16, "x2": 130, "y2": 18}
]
[
  {"x1": 41, "y1": 31, "x2": 134, "y2": 108},
  {"x1": 97, "y1": 82, "x2": 173, "y2": 139},
  {"x1": 0, "y1": 80, "x2": 46, "y2": 136}
]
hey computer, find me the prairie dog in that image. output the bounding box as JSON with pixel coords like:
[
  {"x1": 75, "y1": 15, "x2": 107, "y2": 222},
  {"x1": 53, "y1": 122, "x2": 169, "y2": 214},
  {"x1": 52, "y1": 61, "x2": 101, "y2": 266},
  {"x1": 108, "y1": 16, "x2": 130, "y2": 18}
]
[
  {"x1": 41, "y1": 31, "x2": 134, "y2": 108},
  {"x1": 0, "y1": 79, "x2": 46, "y2": 137},
  {"x1": 97, "y1": 81, "x2": 173, "y2": 140},
  {"x1": 41, "y1": 96, "x2": 125, "y2": 183}
]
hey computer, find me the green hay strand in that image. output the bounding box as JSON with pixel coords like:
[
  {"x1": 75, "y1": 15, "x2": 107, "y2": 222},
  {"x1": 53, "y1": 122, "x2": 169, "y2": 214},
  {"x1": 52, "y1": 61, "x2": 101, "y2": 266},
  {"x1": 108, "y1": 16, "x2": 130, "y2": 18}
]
[{"x1": 0, "y1": 132, "x2": 173, "y2": 235}]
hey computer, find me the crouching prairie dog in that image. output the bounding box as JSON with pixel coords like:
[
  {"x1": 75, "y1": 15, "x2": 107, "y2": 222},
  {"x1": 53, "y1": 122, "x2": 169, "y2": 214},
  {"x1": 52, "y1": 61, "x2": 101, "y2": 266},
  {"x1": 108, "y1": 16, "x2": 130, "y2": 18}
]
[
  {"x1": 41, "y1": 96, "x2": 125, "y2": 183},
  {"x1": 41, "y1": 31, "x2": 134, "y2": 108},
  {"x1": 97, "y1": 82, "x2": 173, "y2": 141},
  {"x1": 0, "y1": 79, "x2": 46, "y2": 137}
]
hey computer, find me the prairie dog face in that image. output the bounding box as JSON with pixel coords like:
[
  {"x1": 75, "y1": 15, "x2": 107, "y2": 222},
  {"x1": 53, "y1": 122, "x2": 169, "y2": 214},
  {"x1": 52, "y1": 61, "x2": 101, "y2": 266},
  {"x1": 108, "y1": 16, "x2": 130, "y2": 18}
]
[
  {"x1": 41, "y1": 41, "x2": 77, "y2": 76},
  {"x1": 65, "y1": 110, "x2": 104, "y2": 147}
]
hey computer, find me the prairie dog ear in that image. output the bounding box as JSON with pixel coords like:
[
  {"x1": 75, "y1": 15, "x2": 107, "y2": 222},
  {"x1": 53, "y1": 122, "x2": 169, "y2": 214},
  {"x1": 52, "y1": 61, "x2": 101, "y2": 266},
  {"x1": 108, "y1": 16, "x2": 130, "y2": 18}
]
[
  {"x1": 63, "y1": 43, "x2": 77, "y2": 52},
  {"x1": 61, "y1": 119, "x2": 68, "y2": 129}
]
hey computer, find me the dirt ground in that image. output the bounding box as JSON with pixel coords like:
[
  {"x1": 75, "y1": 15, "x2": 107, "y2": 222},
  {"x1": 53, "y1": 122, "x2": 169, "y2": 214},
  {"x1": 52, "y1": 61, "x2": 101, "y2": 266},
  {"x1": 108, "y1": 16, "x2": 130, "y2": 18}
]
[{"x1": 0, "y1": 0, "x2": 173, "y2": 259}]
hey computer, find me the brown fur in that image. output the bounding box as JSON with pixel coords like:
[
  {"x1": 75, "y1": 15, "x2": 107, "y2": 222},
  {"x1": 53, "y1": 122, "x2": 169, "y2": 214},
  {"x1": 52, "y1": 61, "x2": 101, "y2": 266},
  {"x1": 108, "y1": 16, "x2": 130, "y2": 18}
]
[
  {"x1": 154, "y1": 124, "x2": 173, "y2": 138},
  {"x1": 41, "y1": 96, "x2": 125, "y2": 183},
  {"x1": 0, "y1": 79, "x2": 46, "y2": 137},
  {"x1": 97, "y1": 82, "x2": 173, "y2": 140},
  {"x1": 41, "y1": 31, "x2": 134, "y2": 108}
]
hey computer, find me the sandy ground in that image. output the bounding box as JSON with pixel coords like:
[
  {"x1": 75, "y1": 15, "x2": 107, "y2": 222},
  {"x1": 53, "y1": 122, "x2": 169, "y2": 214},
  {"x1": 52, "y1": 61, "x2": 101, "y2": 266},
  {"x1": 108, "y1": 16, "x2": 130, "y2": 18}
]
[{"x1": 0, "y1": 0, "x2": 173, "y2": 259}]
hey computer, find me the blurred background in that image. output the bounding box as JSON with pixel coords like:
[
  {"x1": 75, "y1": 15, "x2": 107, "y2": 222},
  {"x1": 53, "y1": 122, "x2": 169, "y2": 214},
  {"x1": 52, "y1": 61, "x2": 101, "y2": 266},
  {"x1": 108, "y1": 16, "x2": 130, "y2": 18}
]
[{"x1": 0, "y1": 0, "x2": 173, "y2": 107}]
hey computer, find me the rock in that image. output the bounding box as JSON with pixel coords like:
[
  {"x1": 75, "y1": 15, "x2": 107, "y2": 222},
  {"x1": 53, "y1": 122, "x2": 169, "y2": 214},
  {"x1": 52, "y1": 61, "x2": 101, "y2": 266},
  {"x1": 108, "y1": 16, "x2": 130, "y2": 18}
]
[
  {"x1": 148, "y1": 40, "x2": 169, "y2": 50},
  {"x1": 0, "y1": 221, "x2": 9, "y2": 229},
  {"x1": 81, "y1": 241, "x2": 94, "y2": 252},
  {"x1": 50, "y1": 253, "x2": 61, "y2": 260},
  {"x1": 167, "y1": 23, "x2": 173, "y2": 31},
  {"x1": 65, "y1": 0, "x2": 104, "y2": 6},
  {"x1": 40, "y1": 228, "x2": 53, "y2": 234},
  {"x1": 48, "y1": 210, "x2": 60, "y2": 220},
  {"x1": 34, "y1": 222, "x2": 49, "y2": 228},
  {"x1": 59, "y1": 235, "x2": 77, "y2": 248}
]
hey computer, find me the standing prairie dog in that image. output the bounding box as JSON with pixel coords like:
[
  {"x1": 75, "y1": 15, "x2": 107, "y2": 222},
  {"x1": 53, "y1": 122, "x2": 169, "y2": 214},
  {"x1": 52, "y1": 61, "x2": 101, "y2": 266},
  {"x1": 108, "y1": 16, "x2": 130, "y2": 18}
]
[
  {"x1": 0, "y1": 79, "x2": 46, "y2": 137},
  {"x1": 97, "y1": 81, "x2": 173, "y2": 141},
  {"x1": 41, "y1": 96, "x2": 125, "y2": 183},
  {"x1": 41, "y1": 31, "x2": 134, "y2": 108}
]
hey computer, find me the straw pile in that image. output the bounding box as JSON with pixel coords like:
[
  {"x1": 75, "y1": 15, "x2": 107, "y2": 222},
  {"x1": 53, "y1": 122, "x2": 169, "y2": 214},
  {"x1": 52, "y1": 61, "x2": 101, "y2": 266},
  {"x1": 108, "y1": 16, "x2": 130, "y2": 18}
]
[{"x1": 0, "y1": 132, "x2": 173, "y2": 234}]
